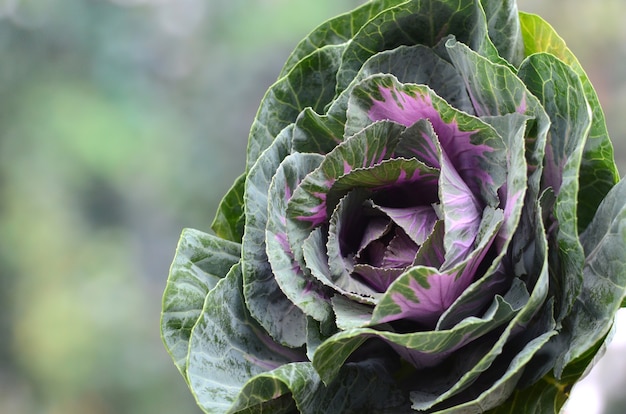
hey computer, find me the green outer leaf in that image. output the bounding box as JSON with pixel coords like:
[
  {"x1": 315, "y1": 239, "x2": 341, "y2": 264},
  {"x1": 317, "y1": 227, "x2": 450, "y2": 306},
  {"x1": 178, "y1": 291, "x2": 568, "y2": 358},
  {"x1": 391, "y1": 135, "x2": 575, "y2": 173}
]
[
  {"x1": 441, "y1": 37, "x2": 550, "y2": 198},
  {"x1": 211, "y1": 174, "x2": 246, "y2": 243},
  {"x1": 336, "y1": 0, "x2": 502, "y2": 92},
  {"x1": 557, "y1": 179, "x2": 626, "y2": 373},
  {"x1": 483, "y1": 372, "x2": 569, "y2": 414},
  {"x1": 482, "y1": 113, "x2": 529, "y2": 244},
  {"x1": 483, "y1": 331, "x2": 610, "y2": 414},
  {"x1": 445, "y1": 38, "x2": 533, "y2": 118},
  {"x1": 279, "y1": 0, "x2": 405, "y2": 78},
  {"x1": 305, "y1": 316, "x2": 337, "y2": 361},
  {"x1": 313, "y1": 290, "x2": 520, "y2": 385},
  {"x1": 519, "y1": 12, "x2": 620, "y2": 230},
  {"x1": 265, "y1": 152, "x2": 333, "y2": 324},
  {"x1": 433, "y1": 330, "x2": 556, "y2": 414},
  {"x1": 161, "y1": 228, "x2": 241, "y2": 376},
  {"x1": 246, "y1": 44, "x2": 343, "y2": 171},
  {"x1": 479, "y1": 0, "x2": 524, "y2": 66},
  {"x1": 331, "y1": 294, "x2": 376, "y2": 330},
  {"x1": 229, "y1": 360, "x2": 412, "y2": 414},
  {"x1": 186, "y1": 263, "x2": 306, "y2": 414},
  {"x1": 517, "y1": 52, "x2": 591, "y2": 322},
  {"x1": 484, "y1": 332, "x2": 610, "y2": 414},
  {"x1": 242, "y1": 126, "x2": 307, "y2": 347},
  {"x1": 292, "y1": 107, "x2": 344, "y2": 155}
]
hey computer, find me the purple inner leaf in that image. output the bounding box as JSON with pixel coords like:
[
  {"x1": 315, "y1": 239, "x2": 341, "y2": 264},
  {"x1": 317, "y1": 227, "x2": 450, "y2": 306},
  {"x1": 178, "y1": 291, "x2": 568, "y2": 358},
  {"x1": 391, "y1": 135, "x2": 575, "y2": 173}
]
[
  {"x1": 368, "y1": 86, "x2": 439, "y2": 130},
  {"x1": 370, "y1": 178, "x2": 439, "y2": 209},
  {"x1": 394, "y1": 119, "x2": 441, "y2": 169},
  {"x1": 328, "y1": 188, "x2": 441, "y2": 293},
  {"x1": 370, "y1": 203, "x2": 438, "y2": 245},
  {"x1": 383, "y1": 227, "x2": 420, "y2": 268},
  {"x1": 352, "y1": 224, "x2": 420, "y2": 292},
  {"x1": 329, "y1": 157, "x2": 440, "y2": 208},
  {"x1": 353, "y1": 264, "x2": 405, "y2": 293},
  {"x1": 436, "y1": 262, "x2": 511, "y2": 330},
  {"x1": 373, "y1": 208, "x2": 503, "y2": 327},
  {"x1": 367, "y1": 83, "x2": 496, "y2": 198},
  {"x1": 357, "y1": 217, "x2": 392, "y2": 253},
  {"x1": 439, "y1": 150, "x2": 481, "y2": 267},
  {"x1": 325, "y1": 190, "x2": 387, "y2": 302},
  {"x1": 295, "y1": 198, "x2": 328, "y2": 227},
  {"x1": 359, "y1": 238, "x2": 387, "y2": 268},
  {"x1": 388, "y1": 270, "x2": 463, "y2": 327}
]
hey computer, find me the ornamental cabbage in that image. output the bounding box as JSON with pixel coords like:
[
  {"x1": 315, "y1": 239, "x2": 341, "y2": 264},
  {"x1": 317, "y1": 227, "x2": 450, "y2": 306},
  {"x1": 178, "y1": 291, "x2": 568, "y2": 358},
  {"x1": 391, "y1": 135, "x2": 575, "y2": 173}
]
[{"x1": 161, "y1": 1, "x2": 626, "y2": 412}]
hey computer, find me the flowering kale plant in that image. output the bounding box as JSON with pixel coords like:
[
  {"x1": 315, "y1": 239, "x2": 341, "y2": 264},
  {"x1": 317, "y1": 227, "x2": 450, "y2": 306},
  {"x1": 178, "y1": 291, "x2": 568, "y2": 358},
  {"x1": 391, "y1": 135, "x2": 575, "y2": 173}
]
[{"x1": 161, "y1": 0, "x2": 626, "y2": 412}]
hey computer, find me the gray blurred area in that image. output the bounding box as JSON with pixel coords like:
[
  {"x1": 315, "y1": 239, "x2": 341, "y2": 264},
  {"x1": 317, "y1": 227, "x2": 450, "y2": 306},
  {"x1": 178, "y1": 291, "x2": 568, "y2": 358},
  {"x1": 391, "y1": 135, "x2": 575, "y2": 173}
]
[{"x1": 0, "y1": 1, "x2": 623, "y2": 413}]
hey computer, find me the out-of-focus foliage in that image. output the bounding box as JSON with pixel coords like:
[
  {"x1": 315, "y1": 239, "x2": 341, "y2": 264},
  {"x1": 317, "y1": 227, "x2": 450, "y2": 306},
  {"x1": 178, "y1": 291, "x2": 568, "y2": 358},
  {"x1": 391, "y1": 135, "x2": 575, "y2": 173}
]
[{"x1": 0, "y1": 0, "x2": 623, "y2": 413}]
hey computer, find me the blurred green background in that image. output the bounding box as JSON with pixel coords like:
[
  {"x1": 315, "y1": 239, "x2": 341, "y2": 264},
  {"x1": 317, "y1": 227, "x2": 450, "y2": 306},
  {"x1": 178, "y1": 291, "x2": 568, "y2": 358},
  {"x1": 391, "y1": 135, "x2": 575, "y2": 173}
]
[{"x1": 0, "y1": 1, "x2": 623, "y2": 413}]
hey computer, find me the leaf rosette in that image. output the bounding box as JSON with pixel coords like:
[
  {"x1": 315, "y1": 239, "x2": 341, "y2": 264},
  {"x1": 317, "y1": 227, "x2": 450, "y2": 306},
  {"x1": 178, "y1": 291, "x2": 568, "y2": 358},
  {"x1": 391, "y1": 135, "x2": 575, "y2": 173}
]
[{"x1": 161, "y1": 1, "x2": 626, "y2": 413}]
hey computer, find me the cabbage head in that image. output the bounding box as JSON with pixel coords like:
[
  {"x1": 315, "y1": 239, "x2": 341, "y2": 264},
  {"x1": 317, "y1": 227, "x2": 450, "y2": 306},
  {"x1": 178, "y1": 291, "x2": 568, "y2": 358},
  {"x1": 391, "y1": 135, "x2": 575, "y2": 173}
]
[{"x1": 161, "y1": 1, "x2": 626, "y2": 412}]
